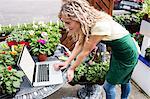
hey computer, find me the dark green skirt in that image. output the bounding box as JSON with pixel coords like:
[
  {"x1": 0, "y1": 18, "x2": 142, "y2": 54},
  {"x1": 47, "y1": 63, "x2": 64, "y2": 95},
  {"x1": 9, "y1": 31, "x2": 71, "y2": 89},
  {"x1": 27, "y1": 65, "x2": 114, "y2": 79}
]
[{"x1": 103, "y1": 34, "x2": 139, "y2": 84}]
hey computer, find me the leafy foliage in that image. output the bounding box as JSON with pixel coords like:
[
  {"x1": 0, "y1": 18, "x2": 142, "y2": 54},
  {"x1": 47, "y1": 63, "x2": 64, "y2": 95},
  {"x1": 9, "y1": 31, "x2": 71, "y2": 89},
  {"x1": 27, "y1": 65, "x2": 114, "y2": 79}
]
[
  {"x1": 0, "y1": 21, "x2": 62, "y2": 94},
  {"x1": 113, "y1": 12, "x2": 144, "y2": 26},
  {"x1": 0, "y1": 66, "x2": 24, "y2": 94},
  {"x1": 0, "y1": 24, "x2": 15, "y2": 36},
  {"x1": 0, "y1": 43, "x2": 24, "y2": 94},
  {"x1": 131, "y1": 32, "x2": 144, "y2": 48},
  {"x1": 72, "y1": 61, "x2": 109, "y2": 84},
  {"x1": 5, "y1": 21, "x2": 62, "y2": 56},
  {"x1": 70, "y1": 46, "x2": 110, "y2": 85},
  {"x1": 145, "y1": 47, "x2": 150, "y2": 61},
  {"x1": 142, "y1": 0, "x2": 150, "y2": 17},
  {"x1": 29, "y1": 24, "x2": 61, "y2": 56}
]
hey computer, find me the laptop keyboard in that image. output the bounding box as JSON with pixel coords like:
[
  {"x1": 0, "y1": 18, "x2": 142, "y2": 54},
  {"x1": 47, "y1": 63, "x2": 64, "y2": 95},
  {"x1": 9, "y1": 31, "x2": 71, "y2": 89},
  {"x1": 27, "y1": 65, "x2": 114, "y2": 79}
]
[{"x1": 37, "y1": 64, "x2": 49, "y2": 82}]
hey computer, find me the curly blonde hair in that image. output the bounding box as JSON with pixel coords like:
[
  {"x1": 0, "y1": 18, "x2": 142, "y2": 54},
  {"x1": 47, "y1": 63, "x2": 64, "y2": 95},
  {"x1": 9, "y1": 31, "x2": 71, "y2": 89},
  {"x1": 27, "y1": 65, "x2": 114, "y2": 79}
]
[{"x1": 59, "y1": 0, "x2": 112, "y2": 43}]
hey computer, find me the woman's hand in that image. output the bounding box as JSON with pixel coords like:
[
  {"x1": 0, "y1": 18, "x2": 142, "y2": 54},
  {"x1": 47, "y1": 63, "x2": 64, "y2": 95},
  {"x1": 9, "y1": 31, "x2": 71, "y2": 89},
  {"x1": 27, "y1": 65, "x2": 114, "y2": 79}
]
[
  {"x1": 53, "y1": 62, "x2": 68, "y2": 71},
  {"x1": 67, "y1": 67, "x2": 75, "y2": 82}
]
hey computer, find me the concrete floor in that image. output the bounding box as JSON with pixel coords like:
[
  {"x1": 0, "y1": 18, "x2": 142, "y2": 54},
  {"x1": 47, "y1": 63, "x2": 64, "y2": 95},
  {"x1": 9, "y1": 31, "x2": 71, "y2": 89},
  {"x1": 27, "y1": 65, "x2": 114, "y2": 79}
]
[
  {"x1": 0, "y1": 0, "x2": 62, "y2": 25},
  {"x1": 48, "y1": 80, "x2": 149, "y2": 99}
]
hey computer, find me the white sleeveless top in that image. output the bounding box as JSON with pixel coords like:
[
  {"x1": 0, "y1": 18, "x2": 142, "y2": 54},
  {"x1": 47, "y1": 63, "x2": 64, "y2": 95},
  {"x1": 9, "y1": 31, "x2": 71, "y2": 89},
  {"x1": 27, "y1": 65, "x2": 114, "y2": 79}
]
[{"x1": 90, "y1": 19, "x2": 129, "y2": 41}]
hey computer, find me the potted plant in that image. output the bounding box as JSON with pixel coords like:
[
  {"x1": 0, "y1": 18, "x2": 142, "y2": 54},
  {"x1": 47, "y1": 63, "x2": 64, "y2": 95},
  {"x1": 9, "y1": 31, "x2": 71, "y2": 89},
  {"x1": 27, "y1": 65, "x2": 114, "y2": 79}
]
[
  {"x1": 0, "y1": 66, "x2": 24, "y2": 95},
  {"x1": 63, "y1": 45, "x2": 110, "y2": 99},
  {"x1": 131, "y1": 32, "x2": 144, "y2": 48},
  {"x1": 67, "y1": 44, "x2": 110, "y2": 86},
  {"x1": 145, "y1": 47, "x2": 150, "y2": 62},
  {"x1": 6, "y1": 30, "x2": 31, "y2": 47},
  {"x1": 142, "y1": 0, "x2": 150, "y2": 22},
  {"x1": 69, "y1": 61, "x2": 109, "y2": 85},
  {"x1": 113, "y1": 12, "x2": 144, "y2": 33},
  {"x1": 0, "y1": 24, "x2": 15, "y2": 42},
  {"x1": 0, "y1": 44, "x2": 24, "y2": 98},
  {"x1": 4, "y1": 21, "x2": 61, "y2": 61},
  {"x1": 29, "y1": 31, "x2": 61, "y2": 61}
]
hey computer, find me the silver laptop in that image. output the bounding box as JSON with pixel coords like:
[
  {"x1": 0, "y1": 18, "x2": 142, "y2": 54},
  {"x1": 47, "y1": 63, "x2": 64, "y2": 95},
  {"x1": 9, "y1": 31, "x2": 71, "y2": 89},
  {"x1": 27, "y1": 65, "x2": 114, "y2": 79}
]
[{"x1": 17, "y1": 46, "x2": 63, "y2": 87}]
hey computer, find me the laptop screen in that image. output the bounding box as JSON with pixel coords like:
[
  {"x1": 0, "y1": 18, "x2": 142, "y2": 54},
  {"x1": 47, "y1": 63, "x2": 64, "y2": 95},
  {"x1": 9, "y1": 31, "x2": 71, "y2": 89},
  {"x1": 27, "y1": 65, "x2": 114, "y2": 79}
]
[{"x1": 19, "y1": 46, "x2": 35, "y2": 84}]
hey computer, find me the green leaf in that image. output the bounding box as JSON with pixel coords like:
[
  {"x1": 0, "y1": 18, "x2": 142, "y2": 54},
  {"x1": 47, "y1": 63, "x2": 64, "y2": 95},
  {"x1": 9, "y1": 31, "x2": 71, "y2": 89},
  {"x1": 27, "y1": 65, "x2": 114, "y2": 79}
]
[
  {"x1": 58, "y1": 56, "x2": 68, "y2": 61},
  {"x1": 15, "y1": 71, "x2": 24, "y2": 78},
  {"x1": 13, "y1": 81, "x2": 20, "y2": 88},
  {"x1": 5, "y1": 81, "x2": 11, "y2": 86},
  {"x1": 13, "y1": 88, "x2": 17, "y2": 93}
]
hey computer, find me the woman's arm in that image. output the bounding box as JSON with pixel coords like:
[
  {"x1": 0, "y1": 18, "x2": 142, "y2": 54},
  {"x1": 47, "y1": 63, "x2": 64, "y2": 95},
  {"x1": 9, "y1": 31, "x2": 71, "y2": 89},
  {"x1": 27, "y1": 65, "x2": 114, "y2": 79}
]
[
  {"x1": 54, "y1": 41, "x2": 83, "y2": 70},
  {"x1": 69, "y1": 35, "x2": 105, "y2": 70},
  {"x1": 65, "y1": 41, "x2": 83, "y2": 65}
]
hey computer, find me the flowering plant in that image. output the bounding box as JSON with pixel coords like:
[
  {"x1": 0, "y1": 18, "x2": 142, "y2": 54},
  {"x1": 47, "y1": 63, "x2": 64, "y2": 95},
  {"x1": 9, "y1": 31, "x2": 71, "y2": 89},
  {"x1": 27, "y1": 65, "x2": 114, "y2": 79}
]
[
  {"x1": 0, "y1": 65, "x2": 24, "y2": 94},
  {"x1": 145, "y1": 47, "x2": 150, "y2": 61},
  {"x1": 0, "y1": 43, "x2": 24, "y2": 94},
  {"x1": 131, "y1": 32, "x2": 144, "y2": 48},
  {"x1": 29, "y1": 31, "x2": 60, "y2": 56},
  {"x1": 6, "y1": 30, "x2": 31, "y2": 47},
  {"x1": 0, "y1": 24, "x2": 15, "y2": 37},
  {"x1": 5, "y1": 21, "x2": 61, "y2": 57}
]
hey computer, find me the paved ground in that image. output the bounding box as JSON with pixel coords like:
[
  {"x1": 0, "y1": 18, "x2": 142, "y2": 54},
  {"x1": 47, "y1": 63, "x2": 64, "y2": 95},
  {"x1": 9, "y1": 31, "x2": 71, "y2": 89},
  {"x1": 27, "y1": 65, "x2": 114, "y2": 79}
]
[
  {"x1": 0, "y1": 0, "x2": 62, "y2": 25},
  {"x1": 47, "y1": 80, "x2": 149, "y2": 99},
  {"x1": 0, "y1": 0, "x2": 149, "y2": 99}
]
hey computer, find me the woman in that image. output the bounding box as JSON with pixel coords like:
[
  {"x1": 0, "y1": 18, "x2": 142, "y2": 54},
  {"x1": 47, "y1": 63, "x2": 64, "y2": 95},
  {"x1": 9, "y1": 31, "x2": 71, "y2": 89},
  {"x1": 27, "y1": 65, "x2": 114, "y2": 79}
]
[{"x1": 54, "y1": 0, "x2": 139, "y2": 99}]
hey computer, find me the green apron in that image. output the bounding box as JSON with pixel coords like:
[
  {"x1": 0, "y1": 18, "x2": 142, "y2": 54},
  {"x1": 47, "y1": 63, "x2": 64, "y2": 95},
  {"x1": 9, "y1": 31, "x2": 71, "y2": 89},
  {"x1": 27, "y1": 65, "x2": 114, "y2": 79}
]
[{"x1": 103, "y1": 34, "x2": 139, "y2": 84}]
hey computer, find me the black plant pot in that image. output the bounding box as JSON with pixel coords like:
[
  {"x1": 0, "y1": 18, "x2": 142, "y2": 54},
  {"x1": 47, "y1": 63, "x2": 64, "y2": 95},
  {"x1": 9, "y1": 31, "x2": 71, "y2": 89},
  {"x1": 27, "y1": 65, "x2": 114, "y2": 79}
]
[
  {"x1": 0, "y1": 93, "x2": 14, "y2": 99},
  {"x1": 0, "y1": 32, "x2": 10, "y2": 42},
  {"x1": 77, "y1": 84, "x2": 102, "y2": 99},
  {"x1": 0, "y1": 87, "x2": 18, "y2": 99},
  {"x1": 69, "y1": 75, "x2": 104, "y2": 86},
  {"x1": 143, "y1": 14, "x2": 150, "y2": 23},
  {"x1": 145, "y1": 53, "x2": 150, "y2": 62},
  {"x1": 124, "y1": 24, "x2": 140, "y2": 33},
  {"x1": 0, "y1": 85, "x2": 21, "y2": 99}
]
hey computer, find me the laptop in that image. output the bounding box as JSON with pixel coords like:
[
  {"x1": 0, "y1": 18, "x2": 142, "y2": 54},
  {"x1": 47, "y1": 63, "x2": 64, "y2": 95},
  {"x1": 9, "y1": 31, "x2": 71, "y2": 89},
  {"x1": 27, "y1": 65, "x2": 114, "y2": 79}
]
[{"x1": 17, "y1": 46, "x2": 63, "y2": 87}]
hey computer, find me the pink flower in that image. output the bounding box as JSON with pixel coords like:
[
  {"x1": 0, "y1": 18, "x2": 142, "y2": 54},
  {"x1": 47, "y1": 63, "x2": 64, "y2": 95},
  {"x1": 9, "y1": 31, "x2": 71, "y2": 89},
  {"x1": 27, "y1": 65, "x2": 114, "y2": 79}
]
[
  {"x1": 37, "y1": 39, "x2": 46, "y2": 44},
  {"x1": 136, "y1": 32, "x2": 140, "y2": 35}
]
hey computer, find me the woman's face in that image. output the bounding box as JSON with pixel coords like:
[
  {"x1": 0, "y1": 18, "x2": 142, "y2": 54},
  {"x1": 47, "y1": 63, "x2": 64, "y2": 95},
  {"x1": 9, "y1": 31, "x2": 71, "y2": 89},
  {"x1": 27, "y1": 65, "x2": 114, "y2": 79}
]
[{"x1": 61, "y1": 16, "x2": 81, "y2": 34}]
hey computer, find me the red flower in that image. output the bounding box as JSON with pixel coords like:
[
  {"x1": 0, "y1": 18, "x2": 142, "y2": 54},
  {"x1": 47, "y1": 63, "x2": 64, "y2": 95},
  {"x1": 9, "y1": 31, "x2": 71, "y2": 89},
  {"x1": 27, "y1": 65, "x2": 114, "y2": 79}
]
[
  {"x1": 7, "y1": 41, "x2": 18, "y2": 47},
  {"x1": 1, "y1": 51, "x2": 6, "y2": 54},
  {"x1": 19, "y1": 41, "x2": 26, "y2": 45},
  {"x1": 7, "y1": 66, "x2": 12, "y2": 71},
  {"x1": 19, "y1": 41, "x2": 30, "y2": 47},
  {"x1": 25, "y1": 42, "x2": 30, "y2": 47}
]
